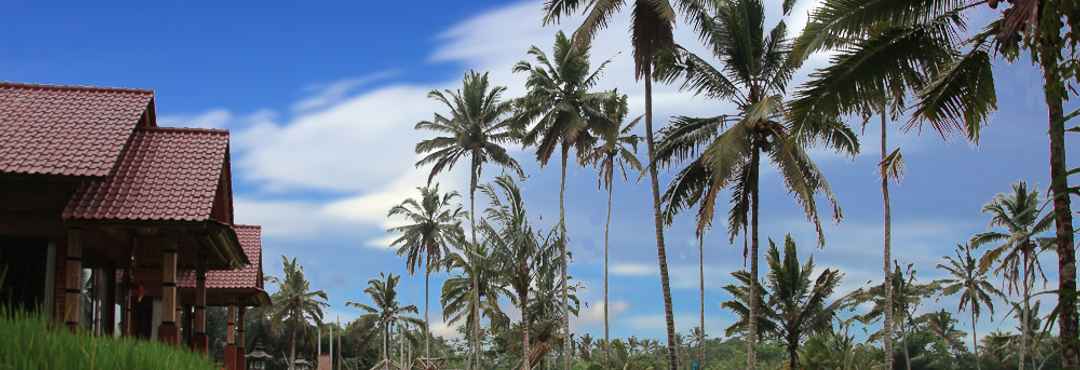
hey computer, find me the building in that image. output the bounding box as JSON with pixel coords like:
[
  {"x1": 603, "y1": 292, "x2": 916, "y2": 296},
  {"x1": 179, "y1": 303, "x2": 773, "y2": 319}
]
[{"x1": 0, "y1": 82, "x2": 269, "y2": 368}]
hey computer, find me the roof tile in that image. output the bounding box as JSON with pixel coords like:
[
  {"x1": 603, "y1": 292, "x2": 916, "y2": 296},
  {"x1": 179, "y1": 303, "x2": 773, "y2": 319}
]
[
  {"x1": 179, "y1": 225, "x2": 263, "y2": 289},
  {"x1": 62, "y1": 126, "x2": 230, "y2": 221},
  {"x1": 0, "y1": 82, "x2": 153, "y2": 177}
]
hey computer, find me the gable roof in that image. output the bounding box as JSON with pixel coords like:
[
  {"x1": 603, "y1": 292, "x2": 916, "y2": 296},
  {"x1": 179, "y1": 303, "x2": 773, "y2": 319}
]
[
  {"x1": 63, "y1": 126, "x2": 232, "y2": 222},
  {"x1": 0, "y1": 82, "x2": 154, "y2": 177},
  {"x1": 179, "y1": 224, "x2": 264, "y2": 289}
]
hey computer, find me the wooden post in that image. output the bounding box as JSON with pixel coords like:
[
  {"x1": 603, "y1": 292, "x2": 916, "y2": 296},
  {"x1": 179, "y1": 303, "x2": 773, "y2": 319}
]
[
  {"x1": 64, "y1": 228, "x2": 83, "y2": 331},
  {"x1": 103, "y1": 264, "x2": 116, "y2": 336},
  {"x1": 159, "y1": 238, "x2": 179, "y2": 345},
  {"x1": 225, "y1": 305, "x2": 238, "y2": 370},
  {"x1": 192, "y1": 251, "x2": 208, "y2": 354},
  {"x1": 237, "y1": 307, "x2": 247, "y2": 370}
]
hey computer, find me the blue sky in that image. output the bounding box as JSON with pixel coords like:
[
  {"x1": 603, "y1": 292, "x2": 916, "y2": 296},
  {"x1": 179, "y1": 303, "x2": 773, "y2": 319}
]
[{"x1": 5, "y1": 0, "x2": 1077, "y2": 342}]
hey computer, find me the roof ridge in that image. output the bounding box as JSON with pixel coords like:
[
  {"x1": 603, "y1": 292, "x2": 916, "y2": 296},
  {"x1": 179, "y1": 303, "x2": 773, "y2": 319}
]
[
  {"x1": 0, "y1": 81, "x2": 154, "y2": 95},
  {"x1": 140, "y1": 126, "x2": 230, "y2": 135},
  {"x1": 233, "y1": 224, "x2": 262, "y2": 229}
]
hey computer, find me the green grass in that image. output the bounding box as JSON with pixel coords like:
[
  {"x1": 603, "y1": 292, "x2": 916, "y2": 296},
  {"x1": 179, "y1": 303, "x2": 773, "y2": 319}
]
[{"x1": 0, "y1": 307, "x2": 217, "y2": 370}]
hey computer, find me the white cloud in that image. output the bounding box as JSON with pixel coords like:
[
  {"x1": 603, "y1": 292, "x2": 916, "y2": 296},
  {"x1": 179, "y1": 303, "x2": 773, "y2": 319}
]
[
  {"x1": 611, "y1": 263, "x2": 656, "y2": 277},
  {"x1": 577, "y1": 300, "x2": 631, "y2": 327},
  {"x1": 159, "y1": 108, "x2": 232, "y2": 129},
  {"x1": 293, "y1": 70, "x2": 401, "y2": 113}
]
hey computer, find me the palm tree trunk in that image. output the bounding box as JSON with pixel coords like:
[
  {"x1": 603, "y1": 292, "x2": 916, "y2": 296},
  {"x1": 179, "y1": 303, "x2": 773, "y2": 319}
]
[
  {"x1": 425, "y1": 267, "x2": 431, "y2": 359},
  {"x1": 384, "y1": 324, "x2": 390, "y2": 363},
  {"x1": 698, "y1": 233, "x2": 705, "y2": 368},
  {"x1": 1038, "y1": 24, "x2": 1079, "y2": 368},
  {"x1": 902, "y1": 326, "x2": 912, "y2": 370},
  {"x1": 522, "y1": 288, "x2": 531, "y2": 370},
  {"x1": 881, "y1": 107, "x2": 896, "y2": 370},
  {"x1": 747, "y1": 148, "x2": 761, "y2": 370},
  {"x1": 971, "y1": 309, "x2": 981, "y2": 370},
  {"x1": 469, "y1": 156, "x2": 481, "y2": 370},
  {"x1": 290, "y1": 328, "x2": 297, "y2": 370},
  {"x1": 603, "y1": 176, "x2": 614, "y2": 370},
  {"x1": 1021, "y1": 248, "x2": 1032, "y2": 370},
  {"x1": 560, "y1": 143, "x2": 571, "y2": 370},
  {"x1": 787, "y1": 338, "x2": 798, "y2": 370},
  {"x1": 642, "y1": 62, "x2": 679, "y2": 370}
]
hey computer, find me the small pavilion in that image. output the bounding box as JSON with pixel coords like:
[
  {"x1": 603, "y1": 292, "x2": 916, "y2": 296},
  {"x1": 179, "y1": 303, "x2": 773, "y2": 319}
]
[{"x1": 179, "y1": 224, "x2": 271, "y2": 369}]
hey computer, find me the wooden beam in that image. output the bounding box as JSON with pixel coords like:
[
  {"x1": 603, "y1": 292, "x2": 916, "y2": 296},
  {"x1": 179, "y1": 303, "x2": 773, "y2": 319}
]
[{"x1": 64, "y1": 228, "x2": 82, "y2": 331}]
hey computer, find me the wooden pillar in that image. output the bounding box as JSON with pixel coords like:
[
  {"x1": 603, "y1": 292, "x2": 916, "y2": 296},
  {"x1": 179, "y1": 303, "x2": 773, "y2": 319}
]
[
  {"x1": 122, "y1": 236, "x2": 138, "y2": 337},
  {"x1": 192, "y1": 252, "x2": 208, "y2": 354},
  {"x1": 102, "y1": 264, "x2": 117, "y2": 336},
  {"x1": 64, "y1": 228, "x2": 83, "y2": 331},
  {"x1": 237, "y1": 307, "x2": 247, "y2": 370},
  {"x1": 225, "y1": 305, "x2": 238, "y2": 370},
  {"x1": 158, "y1": 238, "x2": 179, "y2": 345}
]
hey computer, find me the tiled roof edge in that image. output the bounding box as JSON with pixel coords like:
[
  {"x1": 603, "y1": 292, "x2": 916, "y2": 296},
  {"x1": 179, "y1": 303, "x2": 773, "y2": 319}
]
[{"x1": 0, "y1": 81, "x2": 154, "y2": 95}]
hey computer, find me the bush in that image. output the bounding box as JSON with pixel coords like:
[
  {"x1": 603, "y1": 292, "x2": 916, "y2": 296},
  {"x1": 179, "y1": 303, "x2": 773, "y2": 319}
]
[{"x1": 0, "y1": 307, "x2": 216, "y2": 370}]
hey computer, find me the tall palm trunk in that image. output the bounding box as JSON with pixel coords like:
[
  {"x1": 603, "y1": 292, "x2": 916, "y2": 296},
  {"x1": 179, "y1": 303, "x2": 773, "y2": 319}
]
[
  {"x1": 560, "y1": 143, "x2": 571, "y2": 370},
  {"x1": 971, "y1": 308, "x2": 981, "y2": 370},
  {"x1": 384, "y1": 324, "x2": 390, "y2": 363},
  {"x1": 643, "y1": 62, "x2": 679, "y2": 370},
  {"x1": 522, "y1": 287, "x2": 531, "y2": 370},
  {"x1": 902, "y1": 324, "x2": 912, "y2": 370},
  {"x1": 425, "y1": 267, "x2": 431, "y2": 358},
  {"x1": 469, "y1": 155, "x2": 481, "y2": 370},
  {"x1": 1037, "y1": 21, "x2": 1079, "y2": 367},
  {"x1": 698, "y1": 233, "x2": 705, "y2": 368},
  {"x1": 747, "y1": 147, "x2": 761, "y2": 370},
  {"x1": 786, "y1": 335, "x2": 799, "y2": 370},
  {"x1": 1020, "y1": 248, "x2": 1032, "y2": 370},
  {"x1": 881, "y1": 108, "x2": 896, "y2": 370},
  {"x1": 603, "y1": 174, "x2": 614, "y2": 369},
  {"x1": 290, "y1": 328, "x2": 297, "y2": 370}
]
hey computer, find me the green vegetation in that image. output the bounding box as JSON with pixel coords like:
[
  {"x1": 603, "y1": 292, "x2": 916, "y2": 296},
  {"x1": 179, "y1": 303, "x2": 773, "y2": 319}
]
[{"x1": 0, "y1": 307, "x2": 216, "y2": 370}]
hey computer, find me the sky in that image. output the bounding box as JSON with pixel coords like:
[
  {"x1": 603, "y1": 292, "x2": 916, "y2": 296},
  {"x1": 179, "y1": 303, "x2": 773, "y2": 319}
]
[{"x1": 5, "y1": 0, "x2": 1078, "y2": 343}]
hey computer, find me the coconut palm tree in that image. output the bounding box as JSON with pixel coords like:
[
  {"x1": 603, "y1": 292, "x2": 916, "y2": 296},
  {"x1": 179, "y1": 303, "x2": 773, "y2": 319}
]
[
  {"x1": 972, "y1": 181, "x2": 1054, "y2": 370},
  {"x1": 653, "y1": 2, "x2": 854, "y2": 368},
  {"x1": 480, "y1": 174, "x2": 555, "y2": 370},
  {"x1": 582, "y1": 92, "x2": 642, "y2": 367},
  {"x1": 762, "y1": 235, "x2": 845, "y2": 370},
  {"x1": 415, "y1": 70, "x2": 522, "y2": 369},
  {"x1": 542, "y1": 2, "x2": 717, "y2": 367},
  {"x1": 512, "y1": 31, "x2": 619, "y2": 369},
  {"x1": 937, "y1": 242, "x2": 1005, "y2": 370},
  {"x1": 441, "y1": 237, "x2": 509, "y2": 368},
  {"x1": 849, "y1": 262, "x2": 941, "y2": 370},
  {"x1": 347, "y1": 273, "x2": 423, "y2": 366},
  {"x1": 267, "y1": 256, "x2": 330, "y2": 370},
  {"x1": 786, "y1": 2, "x2": 974, "y2": 366},
  {"x1": 790, "y1": 0, "x2": 1079, "y2": 363},
  {"x1": 387, "y1": 184, "x2": 465, "y2": 359}
]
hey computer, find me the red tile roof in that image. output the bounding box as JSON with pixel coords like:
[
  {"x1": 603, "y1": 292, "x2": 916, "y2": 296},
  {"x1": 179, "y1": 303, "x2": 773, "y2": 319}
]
[
  {"x1": 0, "y1": 82, "x2": 154, "y2": 177},
  {"x1": 179, "y1": 225, "x2": 264, "y2": 289},
  {"x1": 62, "y1": 126, "x2": 230, "y2": 222}
]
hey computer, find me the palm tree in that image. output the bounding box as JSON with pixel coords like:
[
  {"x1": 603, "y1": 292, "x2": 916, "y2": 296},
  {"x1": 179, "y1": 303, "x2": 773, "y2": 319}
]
[
  {"x1": 480, "y1": 174, "x2": 554, "y2": 370},
  {"x1": 415, "y1": 70, "x2": 522, "y2": 369},
  {"x1": 347, "y1": 273, "x2": 423, "y2": 366},
  {"x1": 849, "y1": 263, "x2": 941, "y2": 370},
  {"x1": 583, "y1": 93, "x2": 642, "y2": 367},
  {"x1": 441, "y1": 237, "x2": 508, "y2": 368},
  {"x1": 512, "y1": 31, "x2": 618, "y2": 370},
  {"x1": 267, "y1": 256, "x2": 330, "y2": 370},
  {"x1": 972, "y1": 181, "x2": 1054, "y2": 370},
  {"x1": 790, "y1": 0, "x2": 1079, "y2": 363},
  {"x1": 937, "y1": 242, "x2": 1005, "y2": 370},
  {"x1": 762, "y1": 235, "x2": 845, "y2": 370},
  {"x1": 721, "y1": 271, "x2": 774, "y2": 341},
  {"x1": 786, "y1": 2, "x2": 974, "y2": 366},
  {"x1": 919, "y1": 310, "x2": 968, "y2": 361},
  {"x1": 387, "y1": 184, "x2": 465, "y2": 359},
  {"x1": 654, "y1": 2, "x2": 853, "y2": 368},
  {"x1": 542, "y1": 2, "x2": 716, "y2": 367}
]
